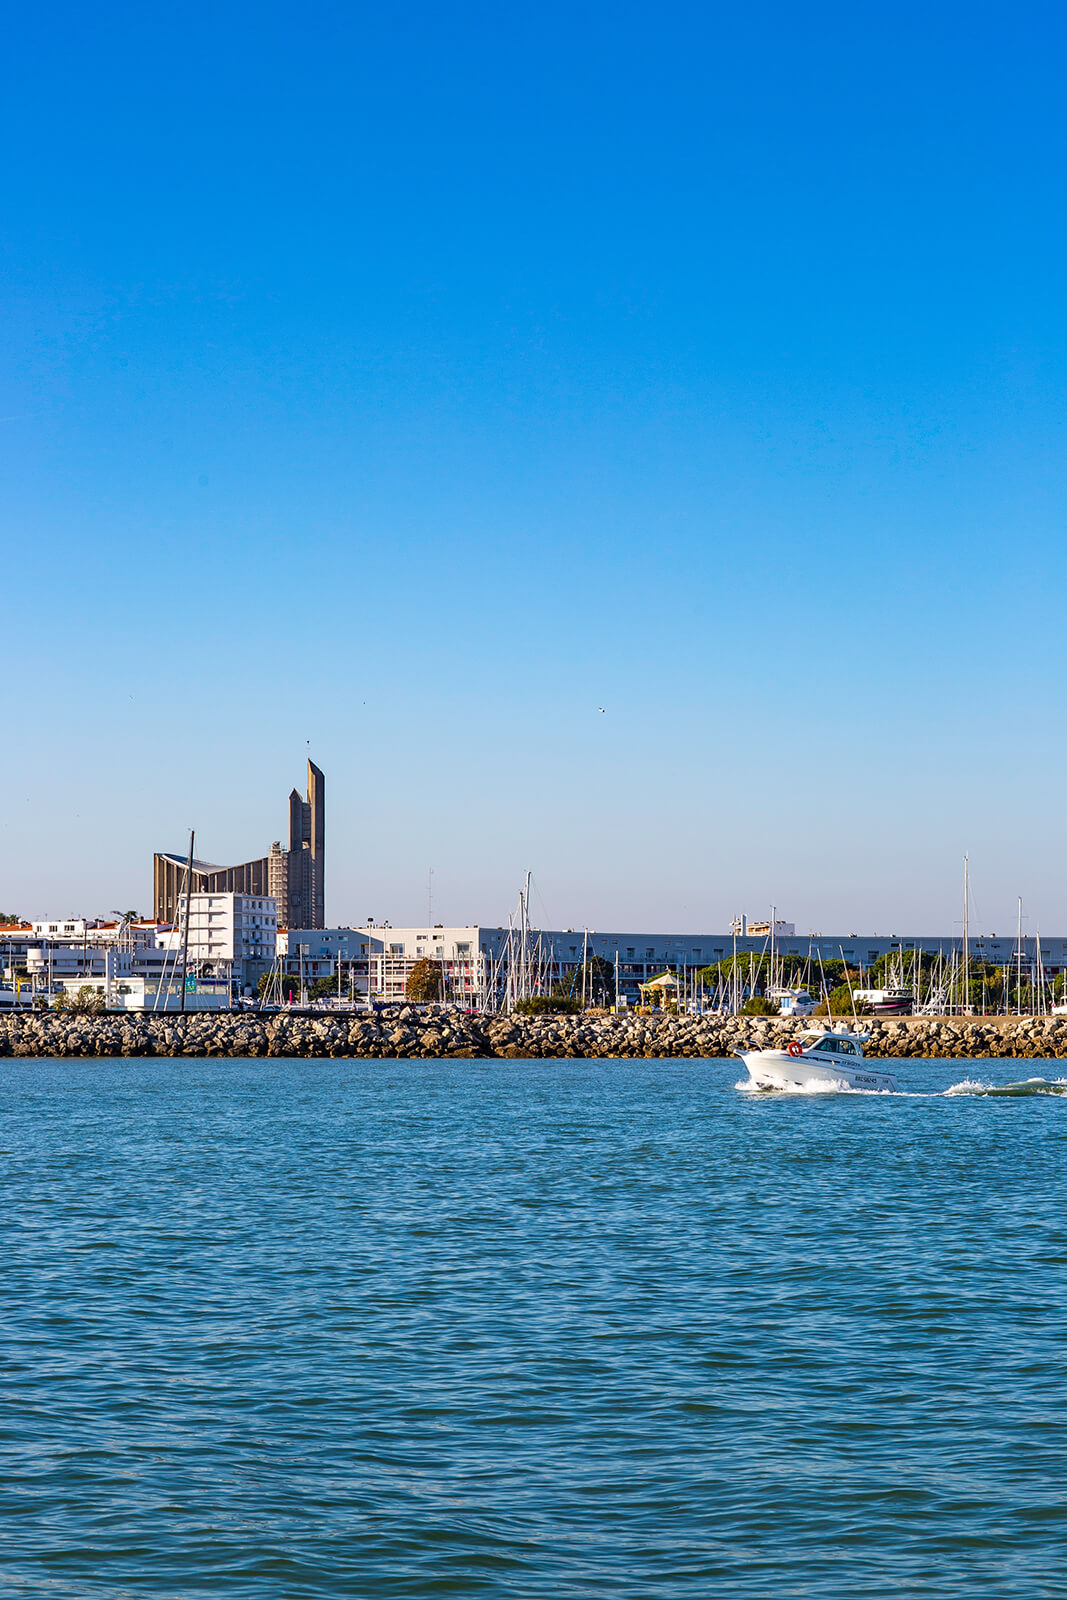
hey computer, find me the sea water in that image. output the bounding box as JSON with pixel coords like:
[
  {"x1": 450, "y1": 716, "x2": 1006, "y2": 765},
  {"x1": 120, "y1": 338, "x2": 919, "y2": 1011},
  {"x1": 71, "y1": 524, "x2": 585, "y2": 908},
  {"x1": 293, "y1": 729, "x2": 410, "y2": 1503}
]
[{"x1": 3, "y1": 1055, "x2": 1067, "y2": 1598}]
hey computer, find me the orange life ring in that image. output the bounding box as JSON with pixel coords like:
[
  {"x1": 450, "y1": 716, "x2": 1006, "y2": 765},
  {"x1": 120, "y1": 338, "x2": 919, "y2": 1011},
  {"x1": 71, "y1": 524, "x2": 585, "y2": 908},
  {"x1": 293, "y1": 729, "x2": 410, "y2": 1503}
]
[{"x1": 787, "y1": 1041, "x2": 803, "y2": 1057}]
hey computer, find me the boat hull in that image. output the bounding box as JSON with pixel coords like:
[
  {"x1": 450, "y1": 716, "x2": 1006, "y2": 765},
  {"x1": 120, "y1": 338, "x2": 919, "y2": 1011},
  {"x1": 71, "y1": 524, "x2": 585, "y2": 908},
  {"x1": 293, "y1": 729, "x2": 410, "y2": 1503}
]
[{"x1": 740, "y1": 1048, "x2": 899, "y2": 1093}]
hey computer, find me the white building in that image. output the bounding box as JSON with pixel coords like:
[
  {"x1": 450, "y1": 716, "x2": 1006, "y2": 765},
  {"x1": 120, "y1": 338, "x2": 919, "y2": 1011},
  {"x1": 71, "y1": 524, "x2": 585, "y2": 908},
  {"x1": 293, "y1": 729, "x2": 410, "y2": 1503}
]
[
  {"x1": 51, "y1": 975, "x2": 230, "y2": 1011},
  {"x1": 32, "y1": 918, "x2": 92, "y2": 941},
  {"x1": 280, "y1": 926, "x2": 483, "y2": 1004},
  {"x1": 157, "y1": 893, "x2": 278, "y2": 992},
  {"x1": 30, "y1": 918, "x2": 164, "y2": 945},
  {"x1": 282, "y1": 922, "x2": 1067, "y2": 1010},
  {"x1": 25, "y1": 934, "x2": 176, "y2": 988},
  {"x1": 731, "y1": 917, "x2": 796, "y2": 938},
  {"x1": 165, "y1": 893, "x2": 278, "y2": 966}
]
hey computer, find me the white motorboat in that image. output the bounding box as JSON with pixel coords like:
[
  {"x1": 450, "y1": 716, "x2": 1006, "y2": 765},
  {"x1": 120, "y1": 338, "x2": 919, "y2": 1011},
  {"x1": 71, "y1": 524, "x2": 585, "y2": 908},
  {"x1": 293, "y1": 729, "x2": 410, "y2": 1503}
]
[
  {"x1": 737, "y1": 1024, "x2": 900, "y2": 1093},
  {"x1": 852, "y1": 985, "x2": 913, "y2": 1016},
  {"x1": 767, "y1": 985, "x2": 816, "y2": 1017}
]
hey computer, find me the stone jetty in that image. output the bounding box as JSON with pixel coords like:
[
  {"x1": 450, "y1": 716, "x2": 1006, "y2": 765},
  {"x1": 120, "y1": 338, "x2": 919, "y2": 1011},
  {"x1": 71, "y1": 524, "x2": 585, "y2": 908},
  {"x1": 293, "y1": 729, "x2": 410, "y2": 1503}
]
[{"x1": 1, "y1": 1009, "x2": 1066, "y2": 1059}]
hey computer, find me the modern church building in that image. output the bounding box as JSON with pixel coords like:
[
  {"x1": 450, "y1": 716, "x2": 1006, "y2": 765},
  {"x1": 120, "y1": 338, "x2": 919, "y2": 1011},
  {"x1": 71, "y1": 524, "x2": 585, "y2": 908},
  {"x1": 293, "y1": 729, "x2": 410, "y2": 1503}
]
[{"x1": 153, "y1": 761, "x2": 325, "y2": 929}]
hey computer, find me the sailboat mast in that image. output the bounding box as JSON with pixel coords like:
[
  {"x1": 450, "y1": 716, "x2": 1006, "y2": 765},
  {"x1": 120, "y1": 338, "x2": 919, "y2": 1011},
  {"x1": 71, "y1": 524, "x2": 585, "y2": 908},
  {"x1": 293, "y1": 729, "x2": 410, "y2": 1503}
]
[
  {"x1": 523, "y1": 870, "x2": 532, "y2": 1002},
  {"x1": 961, "y1": 854, "x2": 969, "y2": 1015},
  {"x1": 179, "y1": 829, "x2": 195, "y2": 1016}
]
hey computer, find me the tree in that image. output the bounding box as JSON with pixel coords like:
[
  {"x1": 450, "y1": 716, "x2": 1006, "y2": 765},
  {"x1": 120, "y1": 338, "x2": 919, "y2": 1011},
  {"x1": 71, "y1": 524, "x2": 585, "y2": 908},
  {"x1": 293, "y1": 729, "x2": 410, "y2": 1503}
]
[
  {"x1": 53, "y1": 986, "x2": 105, "y2": 1015},
  {"x1": 406, "y1": 958, "x2": 442, "y2": 1003},
  {"x1": 697, "y1": 952, "x2": 833, "y2": 994},
  {"x1": 0, "y1": 910, "x2": 23, "y2": 925},
  {"x1": 309, "y1": 975, "x2": 339, "y2": 1001},
  {"x1": 814, "y1": 983, "x2": 872, "y2": 1018},
  {"x1": 257, "y1": 970, "x2": 299, "y2": 1003},
  {"x1": 554, "y1": 955, "x2": 616, "y2": 1007}
]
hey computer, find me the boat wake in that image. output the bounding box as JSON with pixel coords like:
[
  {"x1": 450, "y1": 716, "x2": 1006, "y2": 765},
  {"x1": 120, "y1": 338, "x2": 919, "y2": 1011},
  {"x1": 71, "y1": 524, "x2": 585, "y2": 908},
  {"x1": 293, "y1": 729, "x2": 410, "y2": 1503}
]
[
  {"x1": 944, "y1": 1077, "x2": 1067, "y2": 1097},
  {"x1": 734, "y1": 1077, "x2": 907, "y2": 1096},
  {"x1": 735, "y1": 1074, "x2": 1067, "y2": 1099}
]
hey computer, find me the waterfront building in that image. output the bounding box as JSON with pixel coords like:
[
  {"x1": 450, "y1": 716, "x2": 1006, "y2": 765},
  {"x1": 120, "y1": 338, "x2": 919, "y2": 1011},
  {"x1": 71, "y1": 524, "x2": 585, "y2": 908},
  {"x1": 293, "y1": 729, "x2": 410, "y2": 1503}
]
[
  {"x1": 279, "y1": 926, "x2": 484, "y2": 1004},
  {"x1": 7, "y1": 906, "x2": 1067, "y2": 1011},
  {"x1": 10, "y1": 904, "x2": 272, "y2": 1000},
  {"x1": 153, "y1": 760, "x2": 325, "y2": 929},
  {"x1": 0, "y1": 921, "x2": 40, "y2": 974},
  {"x1": 24, "y1": 932, "x2": 178, "y2": 990},
  {"x1": 277, "y1": 924, "x2": 1067, "y2": 1008},
  {"x1": 32, "y1": 918, "x2": 92, "y2": 942},
  {"x1": 6, "y1": 918, "x2": 170, "y2": 984},
  {"x1": 31, "y1": 918, "x2": 166, "y2": 948},
  {"x1": 521, "y1": 929, "x2": 1067, "y2": 1003},
  {"x1": 49, "y1": 975, "x2": 230, "y2": 1011},
  {"x1": 159, "y1": 892, "x2": 277, "y2": 993}
]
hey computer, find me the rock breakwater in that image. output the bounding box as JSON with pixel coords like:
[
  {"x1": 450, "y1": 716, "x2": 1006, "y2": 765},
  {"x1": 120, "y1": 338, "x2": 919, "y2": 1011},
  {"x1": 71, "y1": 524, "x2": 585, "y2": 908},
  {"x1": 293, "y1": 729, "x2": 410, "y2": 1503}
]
[{"x1": 2, "y1": 1009, "x2": 1067, "y2": 1060}]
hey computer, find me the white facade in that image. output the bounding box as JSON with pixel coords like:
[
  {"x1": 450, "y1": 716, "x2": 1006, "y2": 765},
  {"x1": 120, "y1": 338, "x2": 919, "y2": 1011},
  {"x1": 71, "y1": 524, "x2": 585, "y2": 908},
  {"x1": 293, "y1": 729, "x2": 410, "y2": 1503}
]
[
  {"x1": 731, "y1": 917, "x2": 796, "y2": 938},
  {"x1": 31, "y1": 918, "x2": 162, "y2": 943},
  {"x1": 287, "y1": 925, "x2": 1067, "y2": 1009},
  {"x1": 281, "y1": 926, "x2": 483, "y2": 1003},
  {"x1": 27, "y1": 941, "x2": 184, "y2": 986},
  {"x1": 364, "y1": 926, "x2": 481, "y2": 1004},
  {"x1": 33, "y1": 918, "x2": 91, "y2": 941},
  {"x1": 169, "y1": 894, "x2": 278, "y2": 964},
  {"x1": 51, "y1": 975, "x2": 230, "y2": 1011}
]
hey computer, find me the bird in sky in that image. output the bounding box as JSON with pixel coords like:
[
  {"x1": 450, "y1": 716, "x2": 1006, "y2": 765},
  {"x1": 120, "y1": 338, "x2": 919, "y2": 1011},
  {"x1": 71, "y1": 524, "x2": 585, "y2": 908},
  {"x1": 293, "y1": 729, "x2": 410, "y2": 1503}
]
[{"x1": 598, "y1": 707, "x2": 606, "y2": 713}]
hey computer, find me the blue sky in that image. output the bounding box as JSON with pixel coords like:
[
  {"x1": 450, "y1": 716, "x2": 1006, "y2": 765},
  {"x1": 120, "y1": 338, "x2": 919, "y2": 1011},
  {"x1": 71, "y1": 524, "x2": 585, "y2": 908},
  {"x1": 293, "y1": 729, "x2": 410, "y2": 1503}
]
[{"x1": 3, "y1": 0, "x2": 1066, "y2": 933}]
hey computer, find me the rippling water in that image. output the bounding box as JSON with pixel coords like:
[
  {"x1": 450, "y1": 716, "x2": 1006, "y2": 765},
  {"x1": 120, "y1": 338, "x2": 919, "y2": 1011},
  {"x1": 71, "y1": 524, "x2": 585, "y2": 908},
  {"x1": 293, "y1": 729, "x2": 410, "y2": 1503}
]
[{"x1": 4, "y1": 1056, "x2": 1067, "y2": 1598}]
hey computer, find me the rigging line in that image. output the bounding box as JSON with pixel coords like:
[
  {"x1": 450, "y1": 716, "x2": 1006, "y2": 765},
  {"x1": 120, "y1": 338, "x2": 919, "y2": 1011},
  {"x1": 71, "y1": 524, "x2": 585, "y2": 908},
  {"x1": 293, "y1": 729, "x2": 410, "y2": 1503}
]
[{"x1": 529, "y1": 874, "x2": 554, "y2": 929}]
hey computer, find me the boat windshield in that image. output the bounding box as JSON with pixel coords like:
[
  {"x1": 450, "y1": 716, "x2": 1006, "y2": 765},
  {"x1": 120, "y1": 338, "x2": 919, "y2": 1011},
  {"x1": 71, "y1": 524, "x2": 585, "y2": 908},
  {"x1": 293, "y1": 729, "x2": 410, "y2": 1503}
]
[{"x1": 808, "y1": 1036, "x2": 860, "y2": 1056}]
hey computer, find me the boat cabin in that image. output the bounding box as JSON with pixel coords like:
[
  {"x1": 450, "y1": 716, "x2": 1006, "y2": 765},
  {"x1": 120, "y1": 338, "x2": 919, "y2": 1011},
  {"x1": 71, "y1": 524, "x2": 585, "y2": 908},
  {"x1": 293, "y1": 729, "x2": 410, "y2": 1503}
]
[
  {"x1": 798, "y1": 1030, "x2": 864, "y2": 1057},
  {"x1": 770, "y1": 986, "x2": 815, "y2": 1017}
]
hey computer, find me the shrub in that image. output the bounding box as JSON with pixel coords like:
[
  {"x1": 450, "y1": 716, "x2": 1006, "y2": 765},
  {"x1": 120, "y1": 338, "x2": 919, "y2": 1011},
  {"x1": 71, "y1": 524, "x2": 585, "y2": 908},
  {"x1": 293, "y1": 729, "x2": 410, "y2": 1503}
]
[
  {"x1": 814, "y1": 983, "x2": 872, "y2": 1017},
  {"x1": 514, "y1": 995, "x2": 581, "y2": 1016},
  {"x1": 53, "y1": 986, "x2": 105, "y2": 1015},
  {"x1": 741, "y1": 995, "x2": 779, "y2": 1016}
]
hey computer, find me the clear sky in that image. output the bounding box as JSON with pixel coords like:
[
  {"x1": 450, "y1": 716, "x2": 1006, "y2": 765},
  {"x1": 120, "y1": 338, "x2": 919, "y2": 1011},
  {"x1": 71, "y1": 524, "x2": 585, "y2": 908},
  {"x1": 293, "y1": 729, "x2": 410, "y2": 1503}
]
[{"x1": 3, "y1": 0, "x2": 1066, "y2": 935}]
